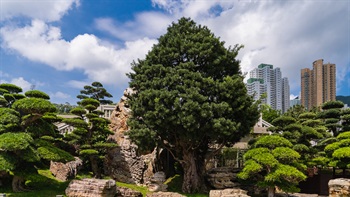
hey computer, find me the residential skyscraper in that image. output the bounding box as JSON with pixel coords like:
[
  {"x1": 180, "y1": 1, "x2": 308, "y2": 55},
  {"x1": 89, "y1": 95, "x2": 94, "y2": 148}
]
[
  {"x1": 246, "y1": 64, "x2": 290, "y2": 113},
  {"x1": 301, "y1": 59, "x2": 336, "y2": 109}
]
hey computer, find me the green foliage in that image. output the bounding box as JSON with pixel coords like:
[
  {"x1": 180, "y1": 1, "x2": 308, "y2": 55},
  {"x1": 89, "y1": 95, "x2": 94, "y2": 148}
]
[
  {"x1": 64, "y1": 83, "x2": 116, "y2": 178},
  {"x1": 70, "y1": 107, "x2": 86, "y2": 116},
  {"x1": 322, "y1": 100, "x2": 344, "y2": 110},
  {"x1": 272, "y1": 147, "x2": 300, "y2": 163},
  {"x1": 79, "y1": 149, "x2": 99, "y2": 156},
  {"x1": 254, "y1": 135, "x2": 293, "y2": 149},
  {"x1": 332, "y1": 147, "x2": 350, "y2": 160},
  {"x1": 77, "y1": 81, "x2": 113, "y2": 105},
  {"x1": 12, "y1": 98, "x2": 56, "y2": 114},
  {"x1": 0, "y1": 83, "x2": 23, "y2": 93},
  {"x1": 260, "y1": 104, "x2": 281, "y2": 123},
  {"x1": 127, "y1": 17, "x2": 259, "y2": 193},
  {"x1": 239, "y1": 135, "x2": 306, "y2": 194},
  {"x1": 284, "y1": 105, "x2": 306, "y2": 119},
  {"x1": 337, "y1": 131, "x2": 350, "y2": 140},
  {"x1": 63, "y1": 118, "x2": 88, "y2": 128},
  {"x1": 81, "y1": 98, "x2": 100, "y2": 108},
  {"x1": 299, "y1": 112, "x2": 316, "y2": 120},
  {"x1": 0, "y1": 84, "x2": 75, "y2": 192},
  {"x1": 0, "y1": 132, "x2": 33, "y2": 151},
  {"x1": 24, "y1": 90, "x2": 50, "y2": 100},
  {"x1": 0, "y1": 152, "x2": 17, "y2": 171}
]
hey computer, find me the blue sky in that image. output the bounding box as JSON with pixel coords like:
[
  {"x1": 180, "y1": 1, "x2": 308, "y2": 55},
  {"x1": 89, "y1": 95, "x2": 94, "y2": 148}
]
[{"x1": 0, "y1": 0, "x2": 349, "y2": 104}]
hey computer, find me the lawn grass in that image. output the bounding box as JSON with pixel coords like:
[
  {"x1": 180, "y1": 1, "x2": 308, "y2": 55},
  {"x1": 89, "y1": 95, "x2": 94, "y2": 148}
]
[
  {"x1": 0, "y1": 170, "x2": 208, "y2": 197},
  {"x1": 0, "y1": 169, "x2": 68, "y2": 197}
]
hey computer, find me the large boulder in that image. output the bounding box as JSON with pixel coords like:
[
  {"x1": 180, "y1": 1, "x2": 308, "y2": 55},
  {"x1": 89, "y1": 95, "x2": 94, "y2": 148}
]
[
  {"x1": 65, "y1": 178, "x2": 116, "y2": 197},
  {"x1": 329, "y1": 178, "x2": 350, "y2": 197},
  {"x1": 50, "y1": 157, "x2": 83, "y2": 181},
  {"x1": 209, "y1": 189, "x2": 250, "y2": 197}
]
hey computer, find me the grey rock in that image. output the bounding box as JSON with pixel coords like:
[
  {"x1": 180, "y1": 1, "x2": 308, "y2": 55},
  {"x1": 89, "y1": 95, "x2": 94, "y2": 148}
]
[{"x1": 65, "y1": 178, "x2": 116, "y2": 197}]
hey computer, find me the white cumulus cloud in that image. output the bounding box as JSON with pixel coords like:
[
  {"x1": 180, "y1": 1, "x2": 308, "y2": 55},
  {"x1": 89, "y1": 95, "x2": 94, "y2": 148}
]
[
  {"x1": 1, "y1": 20, "x2": 157, "y2": 87},
  {"x1": 1, "y1": 0, "x2": 80, "y2": 22}
]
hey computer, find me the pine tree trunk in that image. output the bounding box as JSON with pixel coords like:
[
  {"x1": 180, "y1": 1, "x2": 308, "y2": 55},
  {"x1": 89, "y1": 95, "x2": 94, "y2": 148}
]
[
  {"x1": 12, "y1": 175, "x2": 26, "y2": 192},
  {"x1": 90, "y1": 156, "x2": 101, "y2": 178},
  {"x1": 181, "y1": 149, "x2": 205, "y2": 193},
  {"x1": 267, "y1": 186, "x2": 275, "y2": 197}
]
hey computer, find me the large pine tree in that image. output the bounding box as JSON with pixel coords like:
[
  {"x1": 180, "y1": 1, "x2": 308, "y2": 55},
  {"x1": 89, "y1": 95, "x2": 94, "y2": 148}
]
[{"x1": 127, "y1": 18, "x2": 259, "y2": 193}]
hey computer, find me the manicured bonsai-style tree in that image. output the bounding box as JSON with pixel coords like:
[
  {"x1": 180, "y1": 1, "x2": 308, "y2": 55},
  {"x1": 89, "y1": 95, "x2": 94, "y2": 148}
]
[
  {"x1": 127, "y1": 17, "x2": 259, "y2": 193},
  {"x1": 324, "y1": 131, "x2": 350, "y2": 176},
  {"x1": 64, "y1": 93, "x2": 116, "y2": 178},
  {"x1": 238, "y1": 135, "x2": 307, "y2": 197},
  {"x1": 0, "y1": 84, "x2": 74, "y2": 192},
  {"x1": 318, "y1": 100, "x2": 344, "y2": 136},
  {"x1": 341, "y1": 108, "x2": 350, "y2": 132},
  {"x1": 77, "y1": 81, "x2": 113, "y2": 105}
]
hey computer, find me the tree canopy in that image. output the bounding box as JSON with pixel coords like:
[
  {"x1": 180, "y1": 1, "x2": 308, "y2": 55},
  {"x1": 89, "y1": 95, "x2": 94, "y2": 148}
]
[
  {"x1": 0, "y1": 85, "x2": 74, "y2": 191},
  {"x1": 77, "y1": 81, "x2": 113, "y2": 105},
  {"x1": 127, "y1": 17, "x2": 259, "y2": 193}
]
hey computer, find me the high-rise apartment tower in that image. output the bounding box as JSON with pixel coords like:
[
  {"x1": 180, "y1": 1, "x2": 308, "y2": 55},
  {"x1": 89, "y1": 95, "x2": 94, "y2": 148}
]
[
  {"x1": 300, "y1": 59, "x2": 336, "y2": 109},
  {"x1": 246, "y1": 64, "x2": 290, "y2": 113}
]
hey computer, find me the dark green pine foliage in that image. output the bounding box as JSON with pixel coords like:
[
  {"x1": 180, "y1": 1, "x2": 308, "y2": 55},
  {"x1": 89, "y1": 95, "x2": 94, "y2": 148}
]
[
  {"x1": 318, "y1": 100, "x2": 344, "y2": 136},
  {"x1": 341, "y1": 108, "x2": 350, "y2": 132},
  {"x1": 238, "y1": 135, "x2": 307, "y2": 197},
  {"x1": 324, "y1": 131, "x2": 350, "y2": 170},
  {"x1": 127, "y1": 17, "x2": 259, "y2": 193},
  {"x1": 77, "y1": 81, "x2": 113, "y2": 105},
  {"x1": 269, "y1": 113, "x2": 327, "y2": 167},
  {"x1": 0, "y1": 83, "x2": 25, "y2": 107},
  {"x1": 0, "y1": 85, "x2": 74, "y2": 192},
  {"x1": 64, "y1": 97, "x2": 116, "y2": 178}
]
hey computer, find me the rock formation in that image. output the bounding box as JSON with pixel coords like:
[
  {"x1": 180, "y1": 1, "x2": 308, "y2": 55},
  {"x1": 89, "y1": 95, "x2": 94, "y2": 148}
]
[
  {"x1": 209, "y1": 189, "x2": 250, "y2": 197},
  {"x1": 148, "y1": 171, "x2": 168, "y2": 192},
  {"x1": 206, "y1": 167, "x2": 241, "y2": 189},
  {"x1": 329, "y1": 178, "x2": 350, "y2": 197},
  {"x1": 105, "y1": 88, "x2": 157, "y2": 184},
  {"x1": 116, "y1": 186, "x2": 142, "y2": 197},
  {"x1": 146, "y1": 192, "x2": 186, "y2": 197},
  {"x1": 65, "y1": 178, "x2": 116, "y2": 197},
  {"x1": 50, "y1": 157, "x2": 82, "y2": 181}
]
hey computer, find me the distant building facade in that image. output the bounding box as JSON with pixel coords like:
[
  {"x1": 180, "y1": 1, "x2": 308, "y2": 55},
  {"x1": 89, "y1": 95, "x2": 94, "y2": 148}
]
[
  {"x1": 246, "y1": 63, "x2": 290, "y2": 113},
  {"x1": 290, "y1": 97, "x2": 301, "y2": 107},
  {"x1": 301, "y1": 59, "x2": 336, "y2": 109}
]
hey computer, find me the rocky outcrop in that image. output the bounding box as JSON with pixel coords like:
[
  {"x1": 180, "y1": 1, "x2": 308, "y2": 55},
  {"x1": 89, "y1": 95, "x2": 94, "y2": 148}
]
[
  {"x1": 116, "y1": 186, "x2": 142, "y2": 197},
  {"x1": 65, "y1": 178, "x2": 116, "y2": 197},
  {"x1": 148, "y1": 171, "x2": 168, "y2": 192},
  {"x1": 209, "y1": 189, "x2": 250, "y2": 197},
  {"x1": 329, "y1": 178, "x2": 350, "y2": 197},
  {"x1": 105, "y1": 88, "x2": 157, "y2": 184},
  {"x1": 50, "y1": 157, "x2": 82, "y2": 181},
  {"x1": 146, "y1": 192, "x2": 186, "y2": 197},
  {"x1": 206, "y1": 167, "x2": 241, "y2": 189}
]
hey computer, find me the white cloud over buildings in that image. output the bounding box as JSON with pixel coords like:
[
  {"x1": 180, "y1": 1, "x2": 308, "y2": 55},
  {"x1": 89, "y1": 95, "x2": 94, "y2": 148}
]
[{"x1": 0, "y1": 0, "x2": 349, "y2": 101}]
